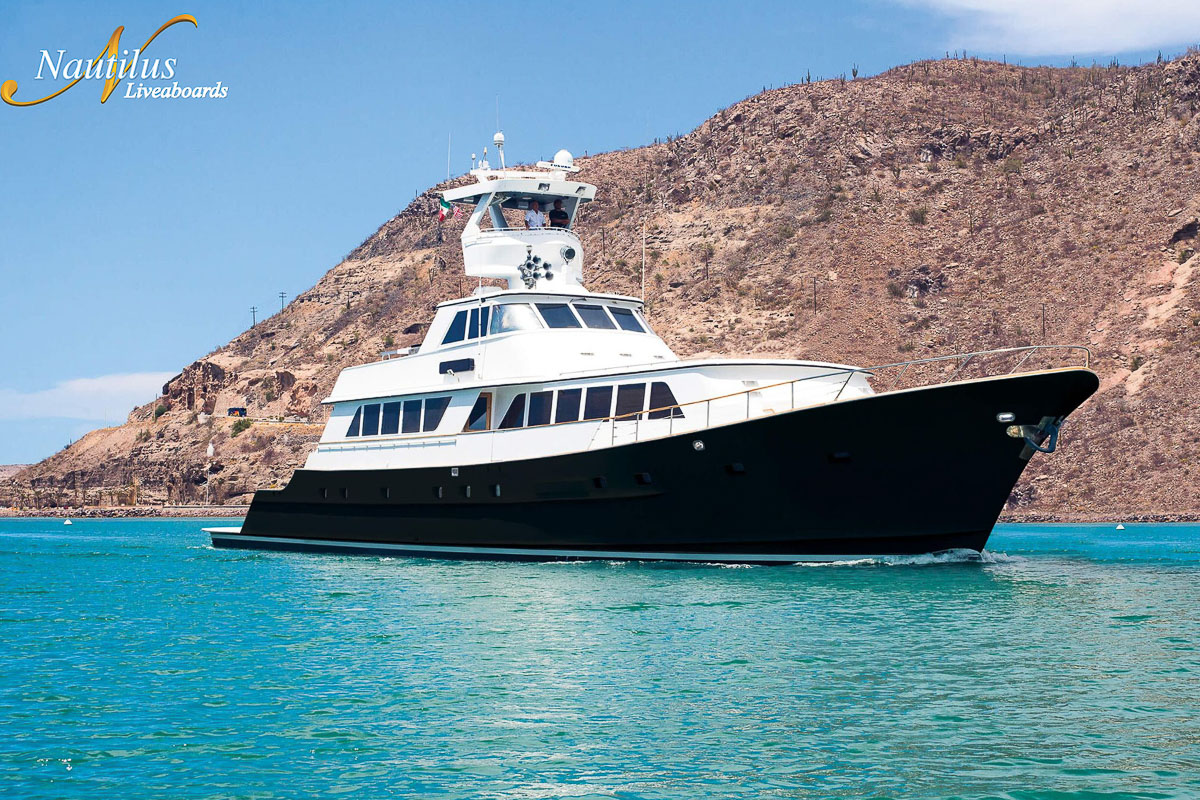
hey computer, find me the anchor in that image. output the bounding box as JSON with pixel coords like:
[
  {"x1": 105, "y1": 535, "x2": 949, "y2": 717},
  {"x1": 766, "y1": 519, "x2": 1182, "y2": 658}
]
[{"x1": 1024, "y1": 418, "x2": 1061, "y2": 454}]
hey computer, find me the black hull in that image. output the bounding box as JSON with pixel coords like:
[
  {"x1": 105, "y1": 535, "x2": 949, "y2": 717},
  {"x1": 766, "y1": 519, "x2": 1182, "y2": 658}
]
[{"x1": 211, "y1": 369, "x2": 1099, "y2": 562}]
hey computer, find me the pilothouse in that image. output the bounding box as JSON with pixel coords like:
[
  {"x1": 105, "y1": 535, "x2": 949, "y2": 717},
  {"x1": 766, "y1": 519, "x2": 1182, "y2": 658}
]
[{"x1": 208, "y1": 133, "x2": 1098, "y2": 562}]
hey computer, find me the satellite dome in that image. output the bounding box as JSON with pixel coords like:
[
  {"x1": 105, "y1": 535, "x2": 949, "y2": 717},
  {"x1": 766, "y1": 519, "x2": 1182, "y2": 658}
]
[
  {"x1": 493, "y1": 131, "x2": 505, "y2": 146},
  {"x1": 552, "y1": 149, "x2": 574, "y2": 169}
]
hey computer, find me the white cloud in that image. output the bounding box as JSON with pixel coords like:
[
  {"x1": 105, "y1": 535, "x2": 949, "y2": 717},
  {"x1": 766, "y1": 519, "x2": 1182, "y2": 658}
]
[
  {"x1": 906, "y1": 0, "x2": 1200, "y2": 55},
  {"x1": 0, "y1": 372, "x2": 175, "y2": 421}
]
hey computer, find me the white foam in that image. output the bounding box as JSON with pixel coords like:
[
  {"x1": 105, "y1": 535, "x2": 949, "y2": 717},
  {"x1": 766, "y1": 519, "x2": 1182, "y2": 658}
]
[
  {"x1": 793, "y1": 557, "x2": 880, "y2": 568},
  {"x1": 879, "y1": 548, "x2": 983, "y2": 566},
  {"x1": 790, "y1": 548, "x2": 1022, "y2": 568},
  {"x1": 979, "y1": 549, "x2": 1022, "y2": 564}
]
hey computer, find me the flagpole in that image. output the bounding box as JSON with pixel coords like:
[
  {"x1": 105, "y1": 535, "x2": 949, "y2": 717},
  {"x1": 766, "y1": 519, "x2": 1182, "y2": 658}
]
[{"x1": 446, "y1": 132, "x2": 451, "y2": 180}]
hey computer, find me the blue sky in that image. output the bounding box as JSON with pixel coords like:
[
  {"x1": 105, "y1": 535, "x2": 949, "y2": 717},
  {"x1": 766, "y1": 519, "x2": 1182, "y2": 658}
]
[{"x1": 1, "y1": 0, "x2": 1198, "y2": 464}]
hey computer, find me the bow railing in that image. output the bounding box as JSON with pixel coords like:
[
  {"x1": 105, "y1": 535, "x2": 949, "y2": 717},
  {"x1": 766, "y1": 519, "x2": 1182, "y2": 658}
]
[{"x1": 589, "y1": 344, "x2": 1092, "y2": 449}]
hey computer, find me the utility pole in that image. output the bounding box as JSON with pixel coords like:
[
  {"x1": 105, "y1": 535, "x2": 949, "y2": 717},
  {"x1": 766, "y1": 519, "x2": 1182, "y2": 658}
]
[
  {"x1": 279, "y1": 291, "x2": 286, "y2": 313},
  {"x1": 250, "y1": 306, "x2": 257, "y2": 326}
]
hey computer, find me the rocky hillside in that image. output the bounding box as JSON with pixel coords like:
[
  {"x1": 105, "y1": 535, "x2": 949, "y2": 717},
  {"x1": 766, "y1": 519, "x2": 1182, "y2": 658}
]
[{"x1": 6, "y1": 53, "x2": 1200, "y2": 518}]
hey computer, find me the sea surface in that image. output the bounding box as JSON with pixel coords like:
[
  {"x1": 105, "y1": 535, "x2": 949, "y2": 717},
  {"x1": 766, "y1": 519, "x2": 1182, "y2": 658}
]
[{"x1": 1, "y1": 519, "x2": 1198, "y2": 800}]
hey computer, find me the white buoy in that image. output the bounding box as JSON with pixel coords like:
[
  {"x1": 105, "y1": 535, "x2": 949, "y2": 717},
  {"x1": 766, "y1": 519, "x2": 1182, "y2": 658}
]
[
  {"x1": 63, "y1": 519, "x2": 73, "y2": 526},
  {"x1": 1116, "y1": 523, "x2": 1125, "y2": 530}
]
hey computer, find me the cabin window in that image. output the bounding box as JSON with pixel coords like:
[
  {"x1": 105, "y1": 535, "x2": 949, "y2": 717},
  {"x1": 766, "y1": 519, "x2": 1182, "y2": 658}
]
[
  {"x1": 647, "y1": 382, "x2": 685, "y2": 419},
  {"x1": 555, "y1": 388, "x2": 582, "y2": 423},
  {"x1": 528, "y1": 391, "x2": 553, "y2": 427},
  {"x1": 345, "y1": 406, "x2": 362, "y2": 437},
  {"x1": 423, "y1": 397, "x2": 451, "y2": 431},
  {"x1": 361, "y1": 403, "x2": 381, "y2": 436},
  {"x1": 381, "y1": 401, "x2": 401, "y2": 435},
  {"x1": 442, "y1": 310, "x2": 469, "y2": 344},
  {"x1": 499, "y1": 394, "x2": 526, "y2": 429},
  {"x1": 402, "y1": 400, "x2": 422, "y2": 433},
  {"x1": 490, "y1": 303, "x2": 542, "y2": 334},
  {"x1": 584, "y1": 386, "x2": 613, "y2": 420},
  {"x1": 609, "y1": 307, "x2": 646, "y2": 333},
  {"x1": 615, "y1": 384, "x2": 646, "y2": 419},
  {"x1": 537, "y1": 303, "x2": 582, "y2": 329},
  {"x1": 575, "y1": 304, "x2": 616, "y2": 329},
  {"x1": 465, "y1": 394, "x2": 491, "y2": 431}
]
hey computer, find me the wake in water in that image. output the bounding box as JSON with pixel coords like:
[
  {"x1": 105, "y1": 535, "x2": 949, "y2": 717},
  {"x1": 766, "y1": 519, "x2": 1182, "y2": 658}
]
[{"x1": 792, "y1": 549, "x2": 1021, "y2": 567}]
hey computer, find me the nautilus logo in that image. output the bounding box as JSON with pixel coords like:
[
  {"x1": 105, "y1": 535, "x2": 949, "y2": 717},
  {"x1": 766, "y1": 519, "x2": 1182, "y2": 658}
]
[{"x1": 1, "y1": 14, "x2": 227, "y2": 107}]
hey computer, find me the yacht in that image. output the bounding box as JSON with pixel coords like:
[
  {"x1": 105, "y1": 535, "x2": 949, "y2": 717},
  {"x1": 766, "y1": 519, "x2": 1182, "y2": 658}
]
[{"x1": 206, "y1": 137, "x2": 1098, "y2": 562}]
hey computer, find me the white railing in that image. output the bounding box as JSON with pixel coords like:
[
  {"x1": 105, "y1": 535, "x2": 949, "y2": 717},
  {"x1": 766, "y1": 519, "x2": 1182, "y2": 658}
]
[{"x1": 582, "y1": 344, "x2": 1092, "y2": 449}]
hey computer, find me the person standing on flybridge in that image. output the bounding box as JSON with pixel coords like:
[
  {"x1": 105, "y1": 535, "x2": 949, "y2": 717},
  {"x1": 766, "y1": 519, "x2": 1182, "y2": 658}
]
[{"x1": 525, "y1": 200, "x2": 545, "y2": 229}]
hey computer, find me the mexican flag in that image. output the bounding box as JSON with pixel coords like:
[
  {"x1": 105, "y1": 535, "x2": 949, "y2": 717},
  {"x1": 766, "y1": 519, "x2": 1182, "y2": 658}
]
[{"x1": 438, "y1": 198, "x2": 460, "y2": 221}]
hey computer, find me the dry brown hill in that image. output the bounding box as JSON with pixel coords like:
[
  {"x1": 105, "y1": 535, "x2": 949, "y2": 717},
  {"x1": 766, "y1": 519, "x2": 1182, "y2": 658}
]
[{"x1": 6, "y1": 54, "x2": 1200, "y2": 518}]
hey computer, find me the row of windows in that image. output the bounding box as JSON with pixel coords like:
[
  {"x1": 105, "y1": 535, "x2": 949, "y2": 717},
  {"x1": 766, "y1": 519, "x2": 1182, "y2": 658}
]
[
  {"x1": 346, "y1": 396, "x2": 451, "y2": 438},
  {"x1": 493, "y1": 381, "x2": 683, "y2": 431},
  {"x1": 343, "y1": 381, "x2": 684, "y2": 439},
  {"x1": 442, "y1": 302, "x2": 646, "y2": 345}
]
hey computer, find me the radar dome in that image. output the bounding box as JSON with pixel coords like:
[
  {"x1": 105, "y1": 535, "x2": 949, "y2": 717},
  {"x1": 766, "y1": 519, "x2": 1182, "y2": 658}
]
[
  {"x1": 493, "y1": 131, "x2": 505, "y2": 146},
  {"x1": 552, "y1": 149, "x2": 574, "y2": 169}
]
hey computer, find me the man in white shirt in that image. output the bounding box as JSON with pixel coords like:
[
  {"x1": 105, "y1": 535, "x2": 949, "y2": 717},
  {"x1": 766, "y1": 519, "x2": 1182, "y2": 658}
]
[{"x1": 524, "y1": 200, "x2": 545, "y2": 229}]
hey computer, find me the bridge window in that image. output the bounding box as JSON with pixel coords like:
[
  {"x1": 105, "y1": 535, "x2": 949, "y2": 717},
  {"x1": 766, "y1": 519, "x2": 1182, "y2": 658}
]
[
  {"x1": 381, "y1": 401, "x2": 401, "y2": 435},
  {"x1": 584, "y1": 386, "x2": 613, "y2": 420},
  {"x1": 555, "y1": 388, "x2": 582, "y2": 423},
  {"x1": 647, "y1": 382, "x2": 684, "y2": 419},
  {"x1": 609, "y1": 307, "x2": 646, "y2": 333},
  {"x1": 575, "y1": 304, "x2": 616, "y2": 329},
  {"x1": 467, "y1": 307, "x2": 491, "y2": 340},
  {"x1": 442, "y1": 310, "x2": 468, "y2": 344},
  {"x1": 490, "y1": 303, "x2": 542, "y2": 334},
  {"x1": 423, "y1": 397, "x2": 451, "y2": 431},
  {"x1": 528, "y1": 391, "x2": 553, "y2": 426},
  {"x1": 537, "y1": 303, "x2": 582, "y2": 329},
  {"x1": 346, "y1": 406, "x2": 362, "y2": 437}
]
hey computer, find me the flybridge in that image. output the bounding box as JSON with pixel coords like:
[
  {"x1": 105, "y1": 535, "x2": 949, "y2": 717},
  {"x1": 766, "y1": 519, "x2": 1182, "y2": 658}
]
[{"x1": 441, "y1": 133, "x2": 597, "y2": 292}]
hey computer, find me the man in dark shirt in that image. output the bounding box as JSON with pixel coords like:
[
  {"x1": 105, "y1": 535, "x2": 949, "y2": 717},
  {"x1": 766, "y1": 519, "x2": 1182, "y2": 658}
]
[{"x1": 548, "y1": 199, "x2": 570, "y2": 229}]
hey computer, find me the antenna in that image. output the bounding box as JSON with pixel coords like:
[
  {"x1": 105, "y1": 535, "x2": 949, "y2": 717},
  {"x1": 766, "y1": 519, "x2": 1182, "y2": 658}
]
[
  {"x1": 471, "y1": 152, "x2": 477, "y2": 170},
  {"x1": 495, "y1": 95, "x2": 500, "y2": 131},
  {"x1": 641, "y1": 221, "x2": 647, "y2": 304},
  {"x1": 494, "y1": 131, "x2": 506, "y2": 169}
]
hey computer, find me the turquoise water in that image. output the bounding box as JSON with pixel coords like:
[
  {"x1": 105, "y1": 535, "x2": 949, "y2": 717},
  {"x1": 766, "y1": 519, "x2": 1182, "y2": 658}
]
[{"x1": 1, "y1": 520, "x2": 1199, "y2": 799}]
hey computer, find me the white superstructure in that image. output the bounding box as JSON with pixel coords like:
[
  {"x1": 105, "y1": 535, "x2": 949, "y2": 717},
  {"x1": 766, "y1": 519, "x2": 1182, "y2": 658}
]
[{"x1": 305, "y1": 138, "x2": 875, "y2": 472}]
